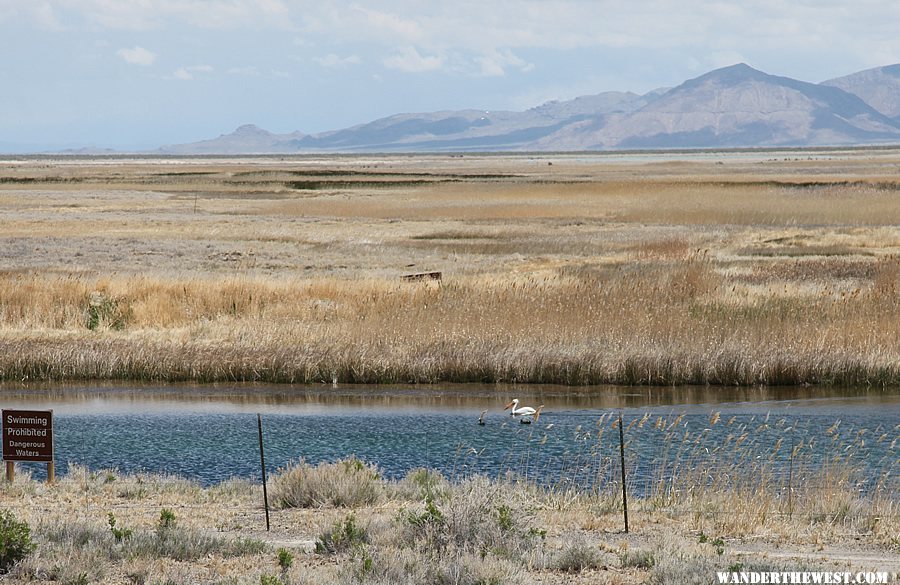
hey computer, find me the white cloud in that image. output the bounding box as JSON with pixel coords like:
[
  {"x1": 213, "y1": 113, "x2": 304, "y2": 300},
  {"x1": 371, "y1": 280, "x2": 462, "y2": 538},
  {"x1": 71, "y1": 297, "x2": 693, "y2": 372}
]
[
  {"x1": 474, "y1": 49, "x2": 532, "y2": 77},
  {"x1": 117, "y1": 46, "x2": 157, "y2": 66},
  {"x1": 10, "y1": 0, "x2": 900, "y2": 78},
  {"x1": 169, "y1": 64, "x2": 213, "y2": 80},
  {"x1": 5, "y1": 0, "x2": 900, "y2": 98},
  {"x1": 383, "y1": 46, "x2": 442, "y2": 73},
  {"x1": 286, "y1": 1, "x2": 900, "y2": 78},
  {"x1": 315, "y1": 53, "x2": 362, "y2": 68}
]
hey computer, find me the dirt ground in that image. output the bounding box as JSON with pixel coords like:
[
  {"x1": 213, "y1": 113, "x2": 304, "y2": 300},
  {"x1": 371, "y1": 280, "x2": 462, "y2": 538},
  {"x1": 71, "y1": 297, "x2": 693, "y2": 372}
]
[
  {"x1": 2, "y1": 150, "x2": 900, "y2": 281},
  {"x1": 2, "y1": 469, "x2": 897, "y2": 584}
]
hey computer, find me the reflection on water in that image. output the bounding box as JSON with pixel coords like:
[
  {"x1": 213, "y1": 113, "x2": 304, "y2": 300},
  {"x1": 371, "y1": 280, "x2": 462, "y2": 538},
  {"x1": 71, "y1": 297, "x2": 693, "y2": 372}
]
[
  {"x1": 1, "y1": 382, "x2": 897, "y2": 492},
  {"x1": 1, "y1": 381, "x2": 895, "y2": 414}
]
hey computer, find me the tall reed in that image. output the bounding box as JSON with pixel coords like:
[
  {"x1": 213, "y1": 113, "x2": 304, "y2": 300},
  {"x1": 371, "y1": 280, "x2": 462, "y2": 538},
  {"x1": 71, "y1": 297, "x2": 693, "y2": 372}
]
[{"x1": 1, "y1": 255, "x2": 898, "y2": 385}]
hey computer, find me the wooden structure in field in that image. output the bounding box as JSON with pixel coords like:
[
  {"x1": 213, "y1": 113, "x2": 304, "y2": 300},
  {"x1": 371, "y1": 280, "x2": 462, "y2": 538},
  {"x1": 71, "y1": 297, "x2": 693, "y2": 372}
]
[{"x1": 401, "y1": 271, "x2": 442, "y2": 282}]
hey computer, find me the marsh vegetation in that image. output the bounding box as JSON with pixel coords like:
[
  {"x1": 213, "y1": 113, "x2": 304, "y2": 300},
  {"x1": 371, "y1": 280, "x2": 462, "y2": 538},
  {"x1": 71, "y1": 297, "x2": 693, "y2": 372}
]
[{"x1": 0, "y1": 151, "x2": 898, "y2": 385}]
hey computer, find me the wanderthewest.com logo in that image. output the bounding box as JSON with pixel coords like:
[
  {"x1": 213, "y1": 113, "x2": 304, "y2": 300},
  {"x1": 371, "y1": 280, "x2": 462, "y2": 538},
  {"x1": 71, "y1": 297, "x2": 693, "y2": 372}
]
[{"x1": 716, "y1": 572, "x2": 894, "y2": 584}]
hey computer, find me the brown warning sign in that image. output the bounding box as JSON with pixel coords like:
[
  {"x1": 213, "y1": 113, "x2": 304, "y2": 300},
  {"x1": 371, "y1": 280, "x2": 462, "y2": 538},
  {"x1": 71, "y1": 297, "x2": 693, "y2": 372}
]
[{"x1": 2, "y1": 409, "x2": 53, "y2": 462}]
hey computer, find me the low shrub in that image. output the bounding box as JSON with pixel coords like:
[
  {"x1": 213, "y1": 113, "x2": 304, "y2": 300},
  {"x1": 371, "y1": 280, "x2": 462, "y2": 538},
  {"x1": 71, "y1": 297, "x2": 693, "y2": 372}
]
[
  {"x1": 269, "y1": 457, "x2": 384, "y2": 509},
  {"x1": 397, "y1": 477, "x2": 543, "y2": 562},
  {"x1": 127, "y1": 529, "x2": 267, "y2": 561},
  {"x1": 394, "y1": 468, "x2": 449, "y2": 503},
  {"x1": 618, "y1": 547, "x2": 656, "y2": 569},
  {"x1": 84, "y1": 291, "x2": 131, "y2": 330},
  {"x1": 0, "y1": 509, "x2": 36, "y2": 573},
  {"x1": 551, "y1": 536, "x2": 606, "y2": 573},
  {"x1": 316, "y1": 514, "x2": 369, "y2": 555},
  {"x1": 107, "y1": 512, "x2": 133, "y2": 543},
  {"x1": 340, "y1": 545, "x2": 519, "y2": 585},
  {"x1": 35, "y1": 516, "x2": 266, "y2": 565},
  {"x1": 158, "y1": 508, "x2": 177, "y2": 532},
  {"x1": 276, "y1": 547, "x2": 293, "y2": 571}
]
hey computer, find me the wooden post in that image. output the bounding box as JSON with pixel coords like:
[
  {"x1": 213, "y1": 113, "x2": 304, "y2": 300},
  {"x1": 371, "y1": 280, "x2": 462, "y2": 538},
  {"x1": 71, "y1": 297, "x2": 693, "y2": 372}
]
[
  {"x1": 5, "y1": 461, "x2": 13, "y2": 483},
  {"x1": 47, "y1": 461, "x2": 55, "y2": 484},
  {"x1": 258, "y1": 414, "x2": 270, "y2": 532},
  {"x1": 618, "y1": 412, "x2": 629, "y2": 534}
]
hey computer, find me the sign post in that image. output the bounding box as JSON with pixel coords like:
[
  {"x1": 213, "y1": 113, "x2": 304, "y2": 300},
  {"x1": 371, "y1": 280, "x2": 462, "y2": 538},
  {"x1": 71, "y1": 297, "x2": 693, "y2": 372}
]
[{"x1": 2, "y1": 409, "x2": 54, "y2": 483}]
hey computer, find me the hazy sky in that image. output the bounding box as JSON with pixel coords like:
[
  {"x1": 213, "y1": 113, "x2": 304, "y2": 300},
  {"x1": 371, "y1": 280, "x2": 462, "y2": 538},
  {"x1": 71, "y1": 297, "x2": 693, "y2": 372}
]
[{"x1": 2, "y1": 0, "x2": 898, "y2": 151}]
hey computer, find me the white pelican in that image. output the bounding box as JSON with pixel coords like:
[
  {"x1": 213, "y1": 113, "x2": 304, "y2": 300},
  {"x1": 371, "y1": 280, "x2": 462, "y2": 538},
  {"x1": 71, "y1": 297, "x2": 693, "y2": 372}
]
[{"x1": 503, "y1": 399, "x2": 543, "y2": 423}]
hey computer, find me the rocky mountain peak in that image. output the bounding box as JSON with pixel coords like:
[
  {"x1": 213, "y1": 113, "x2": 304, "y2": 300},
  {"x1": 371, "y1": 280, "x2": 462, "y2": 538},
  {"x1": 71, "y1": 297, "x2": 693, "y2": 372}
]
[
  {"x1": 160, "y1": 63, "x2": 900, "y2": 154},
  {"x1": 231, "y1": 124, "x2": 270, "y2": 136}
]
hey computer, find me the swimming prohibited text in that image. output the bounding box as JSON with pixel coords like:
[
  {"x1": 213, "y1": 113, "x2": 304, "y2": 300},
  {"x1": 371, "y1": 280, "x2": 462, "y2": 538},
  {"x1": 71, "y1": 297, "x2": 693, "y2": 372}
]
[{"x1": 3, "y1": 409, "x2": 54, "y2": 462}]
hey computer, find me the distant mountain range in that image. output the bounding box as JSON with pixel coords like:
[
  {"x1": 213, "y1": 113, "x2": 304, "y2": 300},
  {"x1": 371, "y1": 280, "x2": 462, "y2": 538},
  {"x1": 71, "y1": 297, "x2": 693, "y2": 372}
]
[{"x1": 159, "y1": 63, "x2": 900, "y2": 153}]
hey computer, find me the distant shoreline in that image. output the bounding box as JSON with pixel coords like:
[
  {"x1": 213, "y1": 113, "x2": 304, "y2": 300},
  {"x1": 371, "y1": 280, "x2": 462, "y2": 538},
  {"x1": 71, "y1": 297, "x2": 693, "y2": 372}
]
[{"x1": 5, "y1": 144, "x2": 900, "y2": 159}]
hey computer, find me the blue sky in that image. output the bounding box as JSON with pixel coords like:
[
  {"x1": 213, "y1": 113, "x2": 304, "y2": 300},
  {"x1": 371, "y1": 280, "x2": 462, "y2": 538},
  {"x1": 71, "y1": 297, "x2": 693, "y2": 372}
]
[{"x1": 1, "y1": 1, "x2": 898, "y2": 152}]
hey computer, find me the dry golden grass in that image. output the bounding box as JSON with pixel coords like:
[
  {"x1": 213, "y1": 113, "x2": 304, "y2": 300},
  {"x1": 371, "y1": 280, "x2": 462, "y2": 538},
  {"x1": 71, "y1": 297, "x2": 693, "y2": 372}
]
[
  {"x1": 1, "y1": 152, "x2": 899, "y2": 385},
  {"x1": 0, "y1": 255, "x2": 897, "y2": 384}
]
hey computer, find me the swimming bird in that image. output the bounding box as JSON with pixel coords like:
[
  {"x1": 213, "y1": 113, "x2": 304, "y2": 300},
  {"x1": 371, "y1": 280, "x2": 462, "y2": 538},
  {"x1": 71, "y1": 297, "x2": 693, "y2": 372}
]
[
  {"x1": 504, "y1": 398, "x2": 534, "y2": 417},
  {"x1": 504, "y1": 399, "x2": 543, "y2": 423},
  {"x1": 478, "y1": 410, "x2": 487, "y2": 425}
]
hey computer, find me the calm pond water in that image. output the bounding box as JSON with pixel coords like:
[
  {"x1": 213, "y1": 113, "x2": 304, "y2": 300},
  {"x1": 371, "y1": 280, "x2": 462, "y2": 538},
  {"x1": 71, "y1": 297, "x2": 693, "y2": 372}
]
[{"x1": 1, "y1": 382, "x2": 897, "y2": 496}]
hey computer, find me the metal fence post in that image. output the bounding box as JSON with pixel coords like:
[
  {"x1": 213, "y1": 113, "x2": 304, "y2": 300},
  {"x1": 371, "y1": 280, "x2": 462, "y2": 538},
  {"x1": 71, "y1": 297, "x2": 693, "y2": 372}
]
[
  {"x1": 619, "y1": 412, "x2": 629, "y2": 533},
  {"x1": 258, "y1": 414, "x2": 270, "y2": 532}
]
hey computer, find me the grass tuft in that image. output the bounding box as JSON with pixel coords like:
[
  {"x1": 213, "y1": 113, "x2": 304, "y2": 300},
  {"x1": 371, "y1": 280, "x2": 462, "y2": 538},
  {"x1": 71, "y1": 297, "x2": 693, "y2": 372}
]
[{"x1": 269, "y1": 457, "x2": 384, "y2": 509}]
